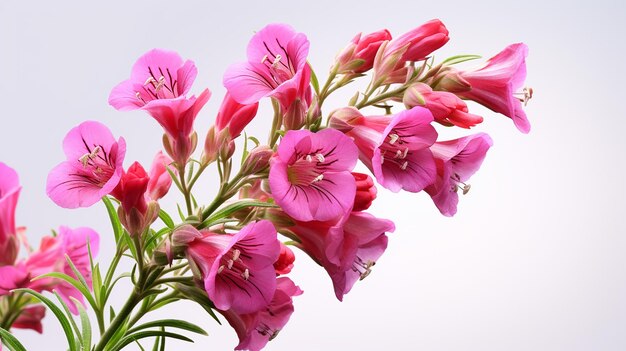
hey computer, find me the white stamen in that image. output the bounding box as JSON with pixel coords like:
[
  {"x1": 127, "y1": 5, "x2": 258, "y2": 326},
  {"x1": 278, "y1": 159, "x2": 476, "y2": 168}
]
[
  {"x1": 315, "y1": 153, "x2": 325, "y2": 163},
  {"x1": 462, "y1": 184, "x2": 471, "y2": 195},
  {"x1": 227, "y1": 259, "x2": 234, "y2": 269},
  {"x1": 272, "y1": 54, "x2": 282, "y2": 67},
  {"x1": 79, "y1": 154, "x2": 90, "y2": 167},
  {"x1": 261, "y1": 55, "x2": 268, "y2": 64},
  {"x1": 360, "y1": 269, "x2": 372, "y2": 280},
  {"x1": 395, "y1": 150, "x2": 402, "y2": 159},
  {"x1": 232, "y1": 249, "x2": 241, "y2": 262},
  {"x1": 400, "y1": 161, "x2": 408, "y2": 170},
  {"x1": 144, "y1": 77, "x2": 156, "y2": 86},
  {"x1": 389, "y1": 133, "x2": 399, "y2": 145},
  {"x1": 135, "y1": 91, "x2": 142, "y2": 100},
  {"x1": 312, "y1": 174, "x2": 324, "y2": 183},
  {"x1": 242, "y1": 268, "x2": 250, "y2": 280},
  {"x1": 154, "y1": 76, "x2": 165, "y2": 93},
  {"x1": 380, "y1": 156, "x2": 385, "y2": 164},
  {"x1": 306, "y1": 155, "x2": 313, "y2": 162},
  {"x1": 402, "y1": 148, "x2": 408, "y2": 159},
  {"x1": 217, "y1": 265, "x2": 225, "y2": 274}
]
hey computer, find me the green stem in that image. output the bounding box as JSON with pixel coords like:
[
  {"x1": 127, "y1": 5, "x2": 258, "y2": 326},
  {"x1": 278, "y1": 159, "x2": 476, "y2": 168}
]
[
  {"x1": 178, "y1": 166, "x2": 193, "y2": 216},
  {"x1": 355, "y1": 85, "x2": 408, "y2": 109},
  {"x1": 94, "y1": 288, "x2": 142, "y2": 351}
]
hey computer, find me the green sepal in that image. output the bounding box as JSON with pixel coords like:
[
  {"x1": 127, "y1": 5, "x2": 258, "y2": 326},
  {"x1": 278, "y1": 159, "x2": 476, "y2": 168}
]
[{"x1": 441, "y1": 54, "x2": 482, "y2": 66}]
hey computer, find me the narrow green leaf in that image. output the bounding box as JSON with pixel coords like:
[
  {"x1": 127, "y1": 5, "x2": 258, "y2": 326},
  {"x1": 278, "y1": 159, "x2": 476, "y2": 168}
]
[
  {"x1": 64, "y1": 254, "x2": 91, "y2": 295},
  {"x1": 32, "y1": 272, "x2": 96, "y2": 311},
  {"x1": 136, "y1": 340, "x2": 147, "y2": 351},
  {"x1": 0, "y1": 327, "x2": 27, "y2": 351},
  {"x1": 201, "y1": 200, "x2": 278, "y2": 228},
  {"x1": 54, "y1": 292, "x2": 82, "y2": 349},
  {"x1": 441, "y1": 54, "x2": 482, "y2": 66},
  {"x1": 14, "y1": 288, "x2": 77, "y2": 351},
  {"x1": 109, "y1": 306, "x2": 116, "y2": 323},
  {"x1": 127, "y1": 319, "x2": 207, "y2": 336},
  {"x1": 73, "y1": 298, "x2": 92, "y2": 351},
  {"x1": 102, "y1": 197, "x2": 123, "y2": 244},
  {"x1": 144, "y1": 227, "x2": 171, "y2": 252},
  {"x1": 158, "y1": 210, "x2": 175, "y2": 229},
  {"x1": 308, "y1": 62, "x2": 320, "y2": 95},
  {"x1": 110, "y1": 331, "x2": 194, "y2": 351},
  {"x1": 151, "y1": 334, "x2": 162, "y2": 351},
  {"x1": 166, "y1": 167, "x2": 183, "y2": 192}
]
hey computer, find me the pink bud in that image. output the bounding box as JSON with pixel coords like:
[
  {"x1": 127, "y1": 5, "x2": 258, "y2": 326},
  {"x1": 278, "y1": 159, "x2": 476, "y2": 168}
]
[
  {"x1": 328, "y1": 107, "x2": 363, "y2": 133},
  {"x1": 404, "y1": 83, "x2": 483, "y2": 128},
  {"x1": 388, "y1": 19, "x2": 449, "y2": 62},
  {"x1": 352, "y1": 172, "x2": 377, "y2": 211},
  {"x1": 112, "y1": 162, "x2": 159, "y2": 236},
  {"x1": 242, "y1": 145, "x2": 274, "y2": 176},
  {"x1": 215, "y1": 93, "x2": 258, "y2": 138},
  {"x1": 337, "y1": 30, "x2": 392, "y2": 74},
  {"x1": 147, "y1": 151, "x2": 173, "y2": 201},
  {"x1": 274, "y1": 242, "x2": 295, "y2": 275}
]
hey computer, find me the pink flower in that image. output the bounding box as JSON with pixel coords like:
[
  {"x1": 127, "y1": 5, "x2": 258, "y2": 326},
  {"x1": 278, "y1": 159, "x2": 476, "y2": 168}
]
[
  {"x1": 352, "y1": 172, "x2": 377, "y2": 212},
  {"x1": 387, "y1": 19, "x2": 449, "y2": 63},
  {"x1": 25, "y1": 226, "x2": 99, "y2": 314},
  {"x1": 215, "y1": 93, "x2": 259, "y2": 140},
  {"x1": 12, "y1": 305, "x2": 46, "y2": 333},
  {"x1": 269, "y1": 129, "x2": 358, "y2": 222},
  {"x1": 403, "y1": 83, "x2": 483, "y2": 129},
  {"x1": 0, "y1": 163, "x2": 21, "y2": 266},
  {"x1": 147, "y1": 151, "x2": 173, "y2": 201},
  {"x1": 46, "y1": 121, "x2": 126, "y2": 209},
  {"x1": 292, "y1": 212, "x2": 394, "y2": 300},
  {"x1": 111, "y1": 162, "x2": 159, "y2": 236},
  {"x1": 184, "y1": 221, "x2": 281, "y2": 314},
  {"x1": 223, "y1": 23, "x2": 310, "y2": 105},
  {"x1": 425, "y1": 133, "x2": 493, "y2": 216},
  {"x1": 336, "y1": 29, "x2": 392, "y2": 74},
  {"x1": 274, "y1": 243, "x2": 295, "y2": 275},
  {"x1": 441, "y1": 43, "x2": 531, "y2": 133},
  {"x1": 329, "y1": 106, "x2": 437, "y2": 193},
  {"x1": 0, "y1": 264, "x2": 29, "y2": 295},
  {"x1": 108, "y1": 49, "x2": 198, "y2": 111},
  {"x1": 271, "y1": 64, "x2": 312, "y2": 130},
  {"x1": 221, "y1": 277, "x2": 303, "y2": 351},
  {"x1": 143, "y1": 89, "x2": 211, "y2": 166}
]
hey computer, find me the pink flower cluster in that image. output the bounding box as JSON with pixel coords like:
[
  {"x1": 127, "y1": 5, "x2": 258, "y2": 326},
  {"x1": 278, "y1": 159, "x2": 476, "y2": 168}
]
[
  {"x1": 2, "y1": 19, "x2": 531, "y2": 351},
  {"x1": 0, "y1": 162, "x2": 100, "y2": 333}
]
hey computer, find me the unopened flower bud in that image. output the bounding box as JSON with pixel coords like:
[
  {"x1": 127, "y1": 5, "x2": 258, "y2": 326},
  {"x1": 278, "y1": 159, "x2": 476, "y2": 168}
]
[
  {"x1": 328, "y1": 107, "x2": 363, "y2": 133},
  {"x1": 430, "y1": 67, "x2": 471, "y2": 93},
  {"x1": 242, "y1": 145, "x2": 273, "y2": 176},
  {"x1": 274, "y1": 242, "x2": 295, "y2": 275},
  {"x1": 352, "y1": 172, "x2": 377, "y2": 211},
  {"x1": 336, "y1": 30, "x2": 392, "y2": 74}
]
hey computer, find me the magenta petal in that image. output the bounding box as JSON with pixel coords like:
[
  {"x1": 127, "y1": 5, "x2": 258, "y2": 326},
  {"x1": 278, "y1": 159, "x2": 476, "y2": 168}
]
[
  {"x1": 373, "y1": 148, "x2": 436, "y2": 193},
  {"x1": 46, "y1": 162, "x2": 105, "y2": 208},
  {"x1": 62, "y1": 121, "x2": 118, "y2": 161},
  {"x1": 246, "y1": 24, "x2": 299, "y2": 66},
  {"x1": 108, "y1": 80, "x2": 143, "y2": 111},
  {"x1": 310, "y1": 128, "x2": 358, "y2": 171},
  {"x1": 223, "y1": 62, "x2": 275, "y2": 104},
  {"x1": 176, "y1": 59, "x2": 198, "y2": 96}
]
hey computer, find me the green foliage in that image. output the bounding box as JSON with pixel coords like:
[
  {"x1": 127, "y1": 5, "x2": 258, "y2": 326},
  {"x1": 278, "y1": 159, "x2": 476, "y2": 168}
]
[{"x1": 0, "y1": 327, "x2": 27, "y2": 351}]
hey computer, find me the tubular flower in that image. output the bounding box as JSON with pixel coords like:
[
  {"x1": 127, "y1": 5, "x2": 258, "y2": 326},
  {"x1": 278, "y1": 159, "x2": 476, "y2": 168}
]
[
  {"x1": 0, "y1": 163, "x2": 21, "y2": 266},
  {"x1": 403, "y1": 83, "x2": 483, "y2": 128},
  {"x1": 386, "y1": 19, "x2": 449, "y2": 63},
  {"x1": 269, "y1": 128, "x2": 359, "y2": 222},
  {"x1": 329, "y1": 106, "x2": 437, "y2": 193},
  {"x1": 274, "y1": 243, "x2": 295, "y2": 275},
  {"x1": 223, "y1": 23, "x2": 310, "y2": 105},
  {"x1": 108, "y1": 48, "x2": 198, "y2": 111},
  {"x1": 436, "y1": 43, "x2": 531, "y2": 133},
  {"x1": 215, "y1": 93, "x2": 259, "y2": 140},
  {"x1": 111, "y1": 162, "x2": 159, "y2": 236},
  {"x1": 146, "y1": 151, "x2": 173, "y2": 201},
  {"x1": 11, "y1": 305, "x2": 46, "y2": 334},
  {"x1": 183, "y1": 221, "x2": 281, "y2": 314},
  {"x1": 352, "y1": 172, "x2": 377, "y2": 212},
  {"x1": 46, "y1": 121, "x2": 126, "y2": 209},
  {"x1": 336, "y1": 29, "x2": 392, "y2": 74},
  {"x1": 425, "y1": 133, "x2": 493, "y2": 216},
  {"x1": 220, "y1": 277, "x2": 303, "y2": 351},
  {"x1": 291, "y1": 211, "x2": 394, "y2": 300}
]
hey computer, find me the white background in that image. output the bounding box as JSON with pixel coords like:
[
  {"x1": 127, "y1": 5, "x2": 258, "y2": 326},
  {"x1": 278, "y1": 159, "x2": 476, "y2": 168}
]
[{"x1": 1, "y1": 0, "x2": 625, "y2": 350}]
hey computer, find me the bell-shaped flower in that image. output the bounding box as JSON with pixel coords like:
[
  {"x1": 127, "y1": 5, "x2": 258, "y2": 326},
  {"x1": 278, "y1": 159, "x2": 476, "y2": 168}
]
[
  {"x1": 147, "y1": 151, "x2": 173, "y2": 201},
  {"x1": 111, "y1": 162, "x2": 159, "y2": 236},
  {"x1": 215, "y1": 93, "x2": 259, "y2": 140},
  {"x1": 223, "y1": 23, "x2": 310, "y2": 105},
  {"x1": 336, "y1": 29, "x2": 392, "y2": 74},
  {"x1": 425, "y1": 133, "x2": 493, "y2": 216},
  {"x1": 220, "y1": 277, "x2": 303, "y2": 351},
  {"x1": 291, "y1": 211, "x2": 394, "y2": 300},
  {"x1": 108, "y1": 48, "x2": 198, "y2": 111},
  {"x1": 12, "y1": 305, "x2": 46, "y2": 333},
  {"x1": 269, "y1": 129, "x2": 358, "y2": 222},
  {"x1": 25, "y1": 226, "x2": 99, "y2": 314},
  {"x1": 0, "y1": 163, "x2": 21, "y2": 266},
  {"x1": 439, "y1": 43, "x2": 531, "y2": 133},
  {"x1": 403, "y1": 83, "x2": 483, "y2": 128},
  {"x1": 184, "y1": 220, "x2": 281, "y2": 314},
  {"x1": 352, "y1": 172, "x2": 377, "y2": 212},
  {"x1": 46, "y1": 121, "x2": 126, "y2": 209},
  {"x1": 272, "y1": 64, "x2": 312, "y2": 131},
  {"x1": 329, "y1": 106, "x2": 437, "y2": 193},
  {"x1": 143, "y1": 89, "x2": 211, "y2": 166}
]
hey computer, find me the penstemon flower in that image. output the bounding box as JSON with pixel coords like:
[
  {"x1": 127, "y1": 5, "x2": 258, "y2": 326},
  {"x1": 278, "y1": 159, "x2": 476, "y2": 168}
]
[{"x1": 1, "y1": 19, "x2": 532, "y2": 351}]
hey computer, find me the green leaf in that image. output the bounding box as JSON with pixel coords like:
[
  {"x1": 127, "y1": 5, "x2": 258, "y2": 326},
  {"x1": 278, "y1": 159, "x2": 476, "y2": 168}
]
[
  {"x1": 441, "y1": 54, "x2": 482, "y2": 66},
  {"x1": 174, "y1": 284, "x2": 221, "y2": 325},
  {"x1": 73, "y1": 298, "x2": 92, "y2": 351},
  {"x1": 0, "y1": 327, "x2": 27, "y2": 351},
  {"x1": 31, "y1": 272, "x2": 97, "y2": 311},
  {"x1": 54, "y1": 292, "x2": 82, "y2": 348},
  {"x1": 166, "y1": 167, "x2": 183, "y2": 192},
  {"x1": 158, "y1": 210, "x2": 175, "y2": 229},
  {"x1": 144, "y1": 227, "x2": 171, "y2": 252},
  {"x1": 102, "y1": 196, "x2": 123, "y2": 244},
  {"x1": 14, "y1": 288, "x2": 78, "y2": 351},
  {"x1": 308, "y1": 62, "x2": 320, "y2": 95},
  {"x1": 110, "y1": 331, "x2": 194, "y2": 351},
  {"x1": 127, "y1": 319, "x2": 207, "y2": 336},
  {"x1": 200, "y1": 200, "x2": 278, "y2": 228}
]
